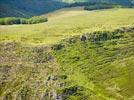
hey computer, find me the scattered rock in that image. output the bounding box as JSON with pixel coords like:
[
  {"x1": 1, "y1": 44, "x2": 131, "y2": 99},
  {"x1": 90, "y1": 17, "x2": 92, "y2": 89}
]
[
  {"x1": 42, "y1": 90, "x2": 62, "y2": 100},
  {"x1": 68, "y1": 38, "x2": 76, "y2": 44},
  {"x1": 48, "y1": 55, "x2": 54, "y2": 61},
  {"x1": 63, "y1": 86, "x2": 78, "y2": 95},
  {"x1": 52, "y1": 44, "x2": 64, "y2": 50},
  {"x1": 80, "y1": 35, "x2": 87, "y2": 41}
]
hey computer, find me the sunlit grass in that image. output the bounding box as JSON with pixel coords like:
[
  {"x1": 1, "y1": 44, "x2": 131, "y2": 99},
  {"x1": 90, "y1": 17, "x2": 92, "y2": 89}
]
[
  {"x1": 0, "y1": 8, "x2": 134, "y2": 45},
  {"x1": 0, "y1": 7, "x2": 134, "y2": 99}
]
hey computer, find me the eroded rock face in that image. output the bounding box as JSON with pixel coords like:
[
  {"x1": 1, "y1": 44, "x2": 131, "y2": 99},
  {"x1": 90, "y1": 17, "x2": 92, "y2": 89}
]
[
  {"x1": 42, "y1": 90, "x2": 62, "y2": 100},
  {"x1": 43, "y1": 75, "x2": 68, "y2": 100},
  {"x1": 43, "y1": 75, "x2": 85, "y2": 100}
]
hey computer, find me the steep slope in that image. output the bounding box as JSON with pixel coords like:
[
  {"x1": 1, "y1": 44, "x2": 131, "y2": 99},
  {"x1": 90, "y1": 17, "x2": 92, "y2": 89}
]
[
  {"x1": 52, "y1": 27, "x2": 134, "y2": 99},
  {"x1": 0, "y1": 27, "x2": 134, "y2": 100},
  {"x1": 0, "y1": 8, "x2": 134, "y2": 100},
  {"x1": 0, "y1": 0, "x2": 67, "y2": 17}
]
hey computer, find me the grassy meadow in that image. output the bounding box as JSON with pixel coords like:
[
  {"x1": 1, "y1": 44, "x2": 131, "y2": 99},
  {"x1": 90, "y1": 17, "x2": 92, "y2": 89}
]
[
  {"x1": 0, "y1": 8, "x2": 134, "y2": 45},
  {"x1": 0, "y1": 7, "x2": 134, "y2": 100}
]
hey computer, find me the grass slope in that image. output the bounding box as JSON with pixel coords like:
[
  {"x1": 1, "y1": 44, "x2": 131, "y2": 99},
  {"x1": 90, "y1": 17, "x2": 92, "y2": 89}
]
[
  {"x1": 0, "y1": 27, "x2": 134, "y2": 100},
  {"x1": 0, "y1": 8, "x2": 134, "y2": 100},
  {"x1": 0, "y1": 8, "x2": 134, "y2": 45},
  {"x1": 52, "y1": 27, "x2": 134, "y2": 99}
]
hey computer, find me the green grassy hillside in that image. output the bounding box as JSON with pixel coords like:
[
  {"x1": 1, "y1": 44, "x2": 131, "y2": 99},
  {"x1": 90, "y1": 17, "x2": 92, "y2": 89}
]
[
  {"x1": 52, "y1": 27, "x2": 134, "y2": 99},
  {"x1": 0, "y1": 24, "x2": 134, "y2": 100},
  {"x1": 0, "y1": 8, "x2": 134, "y2": 45},
  {"x1": 0, "y1": 8, "x2": 134, "y2": 100}
]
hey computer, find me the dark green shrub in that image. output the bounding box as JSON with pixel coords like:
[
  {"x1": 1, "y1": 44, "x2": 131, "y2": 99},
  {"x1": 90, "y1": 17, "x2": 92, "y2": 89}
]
[
  {"x1": 84, "y1": 5, "x2": 113, "y2": 10},
  {"x1": 84, "y1": 3, "x2": 120, "y2": 11},
  {"x1": 20, "y1": 18, "x2": 28, "y2": 24},
  {"x1": 52, "y1": 44, "x2": 64, "y2": 50},
  {"x1": 4, "y1": 17, "x2": 14, "y2": 25},
  {"x1": 0, "y1": 16, "x2": 48, "y2": 25},
  {"x1": 12, "y1": 17, "x2": 21, "y2": 24},
  {"x1": 0, "y1": 18, "x2": 5, "y2": 25},
  {"x1": 0, "y1": 17, "x2": 21, "y2": 25},
  {"x1": 28, "y1": 16, "x2": 48, "y2": 24},
  {"x1": 59, "y1": 75, "x2": 68, "y2": 79},
  {"x1": 87, "y1": 29, "x2": 125, "y2": 43}
]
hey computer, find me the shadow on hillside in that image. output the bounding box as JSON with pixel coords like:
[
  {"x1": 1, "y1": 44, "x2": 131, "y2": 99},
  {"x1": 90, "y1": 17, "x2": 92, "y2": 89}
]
[{"x1": 0, "y1": 0, "x2": 68, "y2": 18}]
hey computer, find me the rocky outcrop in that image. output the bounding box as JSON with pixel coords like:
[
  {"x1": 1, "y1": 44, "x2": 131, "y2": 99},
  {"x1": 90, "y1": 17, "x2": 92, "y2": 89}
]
[
  {"x1": 80, "y1": 35, "x2": 87, "y2": 41},
  {"x1": 43, "y1": 75, "x2": 67, "y2": 100}
]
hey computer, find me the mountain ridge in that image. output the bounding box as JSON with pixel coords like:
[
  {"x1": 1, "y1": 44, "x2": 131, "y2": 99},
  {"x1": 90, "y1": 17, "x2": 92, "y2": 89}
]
[{"x1": 0, "y1": 0, "x2": 133, "y2": 18}]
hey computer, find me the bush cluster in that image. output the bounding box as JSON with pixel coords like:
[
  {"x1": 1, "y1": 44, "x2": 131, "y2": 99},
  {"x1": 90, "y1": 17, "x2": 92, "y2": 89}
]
[
  {"x1": 27, "y1": 16, "x2": 48, "y2": 24},
  {"x1": 84, "y1": 29, "x2": 125, "y2": 43},
  {"x1": 66, "y1": 2, "x2": 98, "y2": 7},
  {"x1": 0, "y1": 16, "x2": 48, "y2": 25},
  {"x1": 84, "y1": 3, "x2": 118, "y2": 10}
]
